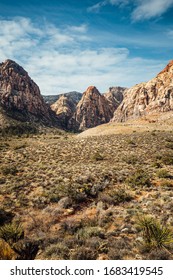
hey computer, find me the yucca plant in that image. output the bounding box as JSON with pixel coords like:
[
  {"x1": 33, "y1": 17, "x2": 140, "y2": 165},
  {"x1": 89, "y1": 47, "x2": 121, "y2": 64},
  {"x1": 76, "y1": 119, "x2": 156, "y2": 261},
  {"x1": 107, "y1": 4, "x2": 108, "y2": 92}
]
[
  {"x1": 137, "y1": 216, "x2": 173, "y2": 251},
  {"x1": 0, "y1": 222, "x2": 24, "y2": 246}
]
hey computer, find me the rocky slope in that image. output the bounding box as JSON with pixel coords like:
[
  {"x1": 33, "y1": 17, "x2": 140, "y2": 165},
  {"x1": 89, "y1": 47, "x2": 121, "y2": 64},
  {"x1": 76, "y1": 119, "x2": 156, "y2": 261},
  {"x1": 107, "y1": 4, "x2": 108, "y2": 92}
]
[
  {"x1": 111, "y1": 60, "x2": 173, "y2": 122},
  {"x1": 68, "y1": 86, "x2": 114, "y2": 131},
  {"x1": 43, "y1": 91, "x2": 82, "y2": 105},
  {"x1": 0, "y1": 59, "x2": 56, "y2": 127},
  {"x1": 51, "y1": 95, "x2": 77, "y2": 128}
]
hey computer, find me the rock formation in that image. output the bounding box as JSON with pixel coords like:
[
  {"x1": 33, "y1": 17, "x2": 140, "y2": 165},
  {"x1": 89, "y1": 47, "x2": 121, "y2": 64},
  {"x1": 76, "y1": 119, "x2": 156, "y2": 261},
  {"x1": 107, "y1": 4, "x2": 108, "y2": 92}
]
[
  {"x1": 104, "y1": 87, "x2": 126, "y2": 112},
  {"x1": 43, "y1": 91, "x2": 82, "y2": 105},
  {"x1": 68, "y1": 86, "x2": 114, "y2": 131},
  {"x1": 111, "y1": 60, "x2": 173, "y2": 122},
  {"x1": 51, "y1": 95, "x2": 77, "y2": 128},
  {"x1": 0, "y1": 59, "x2": 55, "y2": 126}
]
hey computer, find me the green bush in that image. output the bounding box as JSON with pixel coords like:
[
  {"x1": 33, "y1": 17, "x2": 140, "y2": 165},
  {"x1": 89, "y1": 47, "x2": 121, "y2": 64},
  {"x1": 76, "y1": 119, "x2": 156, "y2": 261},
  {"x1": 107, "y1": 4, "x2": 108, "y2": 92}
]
[
  {"x1": 108, "y1": 187, "x2": 133, "y2": 205},
  {"x1": 156, "y1": 169, "x2": 171, "y2": 179},
  {"x1": 126, "y1": 169, "x2": 151, "y2": 188}
]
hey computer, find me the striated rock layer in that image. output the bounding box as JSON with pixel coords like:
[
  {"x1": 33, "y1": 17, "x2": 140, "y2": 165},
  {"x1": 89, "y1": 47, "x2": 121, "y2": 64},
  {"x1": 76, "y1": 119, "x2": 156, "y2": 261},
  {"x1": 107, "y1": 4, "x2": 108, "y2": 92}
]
[
  {"x1": 0, "y1": 59, "x2": 56, "y2": 126},
  {"x1": 111, "y1": 60, "x2": 173, "y2": 122},
  {"x1": 68, "y1": 86, "x2": 114, "y2": 131}
]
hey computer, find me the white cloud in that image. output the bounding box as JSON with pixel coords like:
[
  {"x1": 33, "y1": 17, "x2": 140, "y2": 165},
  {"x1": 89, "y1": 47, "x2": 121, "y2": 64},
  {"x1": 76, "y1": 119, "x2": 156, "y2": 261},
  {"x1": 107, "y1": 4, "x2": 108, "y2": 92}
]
[
  {"x1": 67, "y1": 24, "x2": 88, "y2": 33},
  {"x1": 87, "y1": 0, "x2": 129, "y2": 12},
  {"x1": 88, "y1": 0, "x2": 173, "y2": 21},
  {"x1": 132, "y1": 0, "x2": 173, "y2": 21},
  {"x1": 0, "y1": 17, "x2": 167, "y2": 95}
]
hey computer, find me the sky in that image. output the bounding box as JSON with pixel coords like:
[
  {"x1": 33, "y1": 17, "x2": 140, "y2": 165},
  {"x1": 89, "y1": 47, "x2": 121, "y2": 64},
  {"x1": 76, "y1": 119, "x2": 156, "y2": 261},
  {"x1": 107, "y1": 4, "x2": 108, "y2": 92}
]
[{"x1": 0, "y1": 0, "x2": 173, "y2": 95}]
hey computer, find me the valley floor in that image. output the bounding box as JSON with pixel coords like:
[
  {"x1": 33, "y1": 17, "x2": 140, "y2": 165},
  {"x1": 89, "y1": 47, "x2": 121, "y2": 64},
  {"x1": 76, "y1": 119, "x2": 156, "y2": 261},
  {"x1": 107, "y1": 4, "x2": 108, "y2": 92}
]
[{"x1": 0, "y1": 125, "x2": 173, "y2": 260}]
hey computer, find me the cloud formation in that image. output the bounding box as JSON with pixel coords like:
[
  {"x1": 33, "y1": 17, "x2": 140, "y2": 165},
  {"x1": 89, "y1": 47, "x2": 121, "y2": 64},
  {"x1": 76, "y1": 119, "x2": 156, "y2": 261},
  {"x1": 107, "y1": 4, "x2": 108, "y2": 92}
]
[
  {"x1": 88, "y1": 0, "x2": 173, "y2": 21},
  {"x1": 0, "y1": 17, "x2": 166, "y2": 95},
  {"x1": 132, "y1": 0, "x2": 173, "y2": 21}
]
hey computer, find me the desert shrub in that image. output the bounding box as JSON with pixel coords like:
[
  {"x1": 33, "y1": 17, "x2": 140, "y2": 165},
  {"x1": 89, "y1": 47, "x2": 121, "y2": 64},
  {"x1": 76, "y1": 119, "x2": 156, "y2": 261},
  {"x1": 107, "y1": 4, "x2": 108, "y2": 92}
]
[
  {"x1": 123, "y1": 155, "x2": 138, "y2": 164},
  {"x1": 137, "y1": 216, "x2": 173, "y2": 251},
  {"x1": 0, "y1": 124, "x2": 37, "y2": 137},
  {"x1": 159, "y1": 180, "x2": 173, "y2": 190},
  {"x1": 77, "y1": 226, "x2": 104, "y2": 240},
  {"x1": 0, "y1": 209, "x2": 14, "y2": 226},
  {"x1": 0, "y1": 239, "x2": 16, "y2": 260},
  {"x1": 70, "y1": 246, "x2": 98, "y2": 260},
  {"x1": 161, "y1": 153, "x2": 173, "y2": 165},
  {"x1": 45, "y1": 243, "x2": 70, "y2": 259},
  {"x1": 108, "y1": 248, "x2": 123, "y2": 260},
  {"x1": 107, "y1": 238, "x2": 132, "y2": 260},
  {"x1": 152, "y1": 160, "x2": 162, "y2": 168},
  {"x1": 108, "y1": 187, "x2": 133, "y2": 205},
  {"x1": 1, "y1": 165, "x2": 18, "y2": 176},
  {"x1": 61, "y1": 220, "x2": 82, "y2": 234},
  {"x1": 48, "y1": 182, "x2": 95, "y2": 204},
  {"x1": 92, "y1": 152, "x2": 104, "y2": 161},
  {"x1": 126, "y1": 169, "x2": 151, "y2": 188},
  {"x1": 46, "y1": 185, "x2": 66, "y2": 203},
  {"x1": 147, "y1": 249, "x2": 172, "y2": 260},
  {"x1": 13, "y1": 239, "x2": 39, "y2": 260},
  {"x1": 0, "y1": 223, "x2": 24, "y2": 245},
  {"x1": 156, "y1": 169, "x2": 171, "y2": 179}
]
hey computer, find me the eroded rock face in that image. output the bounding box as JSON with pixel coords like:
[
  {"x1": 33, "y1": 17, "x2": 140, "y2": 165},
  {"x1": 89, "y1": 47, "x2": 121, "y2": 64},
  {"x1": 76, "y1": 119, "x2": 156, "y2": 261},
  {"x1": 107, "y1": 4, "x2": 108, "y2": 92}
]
[
  {"x1": 104, "y1": 87, "x2": 125, "y2": 112},
  {"x1": 68, "y1": 86, "x2": 114, "y2": 131},
  {"x1": 51, "y1": 95, "x2": 77, "y2": 128},
  {"x1": 0, "y1": 59, "x2": 55, "y2": 125},
  {"x1": 111, "y1": 61, "x2": 173, "y2": 122},
  {"x1": 43, "y1": 91, "x2": 82, "y2": 105}
]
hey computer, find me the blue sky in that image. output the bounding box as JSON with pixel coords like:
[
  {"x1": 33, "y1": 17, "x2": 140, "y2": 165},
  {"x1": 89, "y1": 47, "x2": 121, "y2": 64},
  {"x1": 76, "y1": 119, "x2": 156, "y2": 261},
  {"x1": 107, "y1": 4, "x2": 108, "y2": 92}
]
[{"x1": 0, "y1": 0, "x2": 173, "y2": 95}]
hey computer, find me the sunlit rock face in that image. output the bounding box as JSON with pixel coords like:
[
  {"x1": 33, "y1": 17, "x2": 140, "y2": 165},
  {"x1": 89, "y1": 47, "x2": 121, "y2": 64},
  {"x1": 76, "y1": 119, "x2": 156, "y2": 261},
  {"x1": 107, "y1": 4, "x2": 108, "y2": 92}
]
[
  {"x1": 68, "y1": 86, "x2": 115, "y2": 131},
  {"x1": 111, "y1": 60, "x2": 173, "y2": 122},
  {"x1": 0, "y1": 59, "x2": 55, "y2": 125},
  {"x1": 51, "y1": 95, "x2": 77, "y2": 128}
]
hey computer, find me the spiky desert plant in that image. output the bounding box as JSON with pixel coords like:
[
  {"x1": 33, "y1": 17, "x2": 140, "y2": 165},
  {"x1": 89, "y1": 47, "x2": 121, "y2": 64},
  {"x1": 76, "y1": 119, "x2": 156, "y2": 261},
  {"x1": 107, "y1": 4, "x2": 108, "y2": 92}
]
[
  {"x1": 0, "y1": 222, "x2": 24, "y2": 246},
  {"x1": 137, "y1": 216, "x2": 173, "y2": 251}
]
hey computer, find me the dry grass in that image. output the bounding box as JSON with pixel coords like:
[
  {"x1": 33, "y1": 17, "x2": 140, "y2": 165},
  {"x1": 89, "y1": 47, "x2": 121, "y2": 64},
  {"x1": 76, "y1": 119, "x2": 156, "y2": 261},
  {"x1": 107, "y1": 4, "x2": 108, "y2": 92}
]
[{"x1": 0, "y1": 127, "x2": 173, "y2": 259}]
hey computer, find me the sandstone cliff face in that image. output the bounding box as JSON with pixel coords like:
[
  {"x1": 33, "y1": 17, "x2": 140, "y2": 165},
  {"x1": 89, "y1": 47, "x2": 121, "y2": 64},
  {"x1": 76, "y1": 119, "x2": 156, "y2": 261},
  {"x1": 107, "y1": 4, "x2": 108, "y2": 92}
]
[
  {"x1": 104, "y1": 87, "x2": 125, "y2": 112},
  {"x1": 0, "y1": 59, "x2": 55, "y2": 125},
  {"x1": 111, "y1": 61, "x2": 173, "y2": 122},
  {"x1": 68, "y1": 86, "x2": 114, "y2": 131},
  {"x1": 43, "y1": 91, "x2": 82, "y2": 105},
  {"x1": 51, "y1": 95, "x2": 77, "y2": 128}
]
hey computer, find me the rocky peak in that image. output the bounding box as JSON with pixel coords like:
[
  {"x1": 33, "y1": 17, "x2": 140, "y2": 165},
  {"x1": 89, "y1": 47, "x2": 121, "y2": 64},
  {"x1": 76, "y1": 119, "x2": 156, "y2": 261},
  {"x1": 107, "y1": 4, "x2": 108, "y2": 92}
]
[
  {"x1": 111, "y1": 60, "x2": 173, "y2": 122},
  {"x1": 158, "y1": 60, "x2": 173, "y2": 76},
  {"x1": 0, "y1": 59, "x2": 55, "y2": 125},
  {"x1": 51, "y1": 95, "x2": 77, "y2": 128},
  {"x1": 68, "y1": 86, "x2": 114, "y2": 131},
  {"x1": 84, "y1": 86, "x2": 100, "y2": 96}
]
